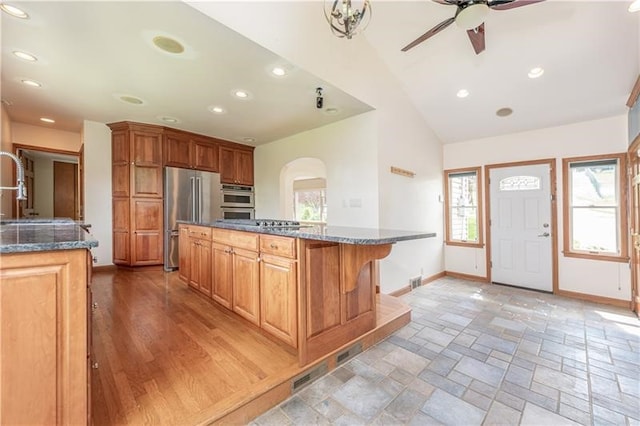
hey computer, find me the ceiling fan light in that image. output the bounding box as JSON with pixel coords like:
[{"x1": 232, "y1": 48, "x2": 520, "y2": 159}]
[
  {"x1": 629, "y1": 0, "x2": 640, "y2": 12},
  {"x1": 455, "y1": 4, "x2": 489, "y2": 30}
]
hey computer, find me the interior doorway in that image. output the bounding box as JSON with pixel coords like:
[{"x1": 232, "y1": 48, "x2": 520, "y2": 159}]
[
  {"x1": 14, "y1": 145, "x2": 81, "y2": 220},
  {"x1": 486, "y1": 159, "x2": 558, "y2": 292}
]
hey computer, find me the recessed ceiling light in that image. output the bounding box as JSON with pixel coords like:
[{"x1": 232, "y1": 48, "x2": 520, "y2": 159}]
[
  {"x1": 496, "y1": 107, "x2": 513, "y2": 117},
  {"x1": 152, "y1": 35, "x2": 184, "y2": 54},
  {"x1": 242, "y1": 137, "x2": 256, "y2": 143},
  {"x1": 40, "y1": 117, "x2": 55, "y2": 123},
  {"x1": 233, "y1": 90, "x2": 250, "y2": 99},
  {"x1": 324, "y1": 107, "x2": 340, "y2": 115},
  {"x1": 528, "y1": 67, "x2": 544, "y2": 79},
  {"x1": 21, "y1": 79, "x2": 41, "y2": 87},
  {"x1": 0, "y1": 3, "x2": 29, "y2": 19},
  {"x1": 208, "y1": 105, "x2": 226, "y2": 114},
  {"x1": 13, "y1": 51, "x2": 37, "y2": 62},
  {"x1": 158, "y1": 116, "x2": 179, "y2": 124},
  {"x1": 456, "y1": 89, "x2": 469, "y2": 98},
  {"x1": 117, "y1": 95, "x2": 145, "y2": 105},
  {"x1": 629, "y1": 0, "x2": 640, "y2": 12},
  {"x1": 271, "y1": 67, "x2": 286, "y2": 77}
]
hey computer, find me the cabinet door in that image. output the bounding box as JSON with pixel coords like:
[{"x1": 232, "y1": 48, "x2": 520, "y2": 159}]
[
  {"x1": 112, "y1": 198, "x2": 130, "y2": 265},
  {"x1": 232, "y1": 248, "x2": 260, "y2": 325},
  {"x1": 0, "y1": 250, "x2": 88, "y2": 425},
  {"x1": 189, "y1": 238, "x2": 212, "y2": 297},
  {"x1": 219, "y1": 146, "x2": 236, "y2": 183},
  {"x1": 192, "y1": 138, "x2": 219, "y2": 172},
  {"x1": 178, "y1": 226, "x2": 190, "y2": 283},
  {"x1": 111, "y1": 130, "x2": 130, "y2": 198},
  {"x1": 260, "y1": 254, "x2": 298, "y2": 347},
  {"x1": 236, "y1": 149, "x2": 254, "y2": 186},
  {"x1": 188, "y1": 238, "x2": 201, "y2": 291},
  {"x1": 212, "y1": 243, "x2": 233, "y2": 309},
  {"x1": 164, "y1": 132, "x2": 191, "y2": 169},
  {"x1": 131, "y1": 199, "x2": 163, "y2": 265},
  {"x1": 131, "y1": 129, "x2": 163, "y2": 198}
]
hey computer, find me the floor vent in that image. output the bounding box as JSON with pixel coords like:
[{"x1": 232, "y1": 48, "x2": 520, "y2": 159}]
[
  {"x1": 410, "y1": 276, "x2": 422, "y2": 290},
  {"x1": 336, "y1": 342, "x2": 362, "y2": 365},
  {"x1": 291, "y1": 362, "x2": 327, "y2": 393}
]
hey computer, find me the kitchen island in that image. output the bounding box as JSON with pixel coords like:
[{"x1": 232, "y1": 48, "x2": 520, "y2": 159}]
[
  {"x1": 178, "y1": 219, "x2": 435, "y2": 367},
  {"x1": 0, "y1": 219, "x2": 98, "y2": 425}
]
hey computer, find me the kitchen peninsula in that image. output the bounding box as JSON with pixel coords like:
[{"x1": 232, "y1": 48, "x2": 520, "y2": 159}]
[
  {"x1": 0, "y1": 219, "x2": 98, "y2": 425},
  {"x1": 179, "y1": 219, "x2": 436, "y2": 367}
]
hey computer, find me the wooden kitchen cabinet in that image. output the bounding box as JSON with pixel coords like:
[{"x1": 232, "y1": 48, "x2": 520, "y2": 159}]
[
  {"x1": 178, "y1": 226, "x2": 190, "y2": 282},
  {"x1": 164, "y1": 131, "x2": 220, "y2": 172},
  {"x1": 187, "y1": 226, "x2": 212, "y2": 297},
  {"x1": 260, "y1": 254, "x2": 298, "y2": 347},
  {"x1": 220, "y1": 146, "x2": 254, "y2": 185},
  {"x1": 108, "y1": 121, "x2": 164, "y2": 266},
  {"x1": 0, "y1": 249, "x2": 89, "y2": 425},
  {"x1": 232, "y1": 247, "x2": 261, "y2": 325},
  {"x1": 212, "y1": 242, "x2": 233, "y2": 309},
  {"x1": 259, "y1": 234, "x2": 298, "y2": 347}
]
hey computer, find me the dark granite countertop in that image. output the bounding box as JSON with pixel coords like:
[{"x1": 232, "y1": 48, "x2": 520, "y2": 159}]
[
  {"x1": 0, "y1": 218, "x2": 99, "y2": 254},
  {"x1": 180, "y1": 220, "x2": 436, "y2": 245}
]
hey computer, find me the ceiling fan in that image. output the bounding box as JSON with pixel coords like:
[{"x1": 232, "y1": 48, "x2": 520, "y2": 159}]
[{"x1": 401, "y1": 0, "x2": 545, "y2": 54}]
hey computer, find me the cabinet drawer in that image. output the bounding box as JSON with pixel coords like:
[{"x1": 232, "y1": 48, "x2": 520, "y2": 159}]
[
  {"x1": 260, "y1": 235, "x2": 297, "y2": 259},
  {"x1": 213, "y1": 228, "x2": 259, "y2": 251},
  {"x1": 188, "y1": 225, "x2": 212, "y2": 241}
]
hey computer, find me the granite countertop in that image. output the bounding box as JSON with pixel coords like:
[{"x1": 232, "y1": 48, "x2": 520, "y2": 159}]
[
  {"x1": 0, "y1": 218, "x2": 99, "y2": 254},
  {"x1": 182, "y1": 220, "x2": 436, "y2": 245}
]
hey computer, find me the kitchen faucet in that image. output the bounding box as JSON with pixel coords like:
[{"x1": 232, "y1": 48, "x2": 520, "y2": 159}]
[{"x1": 0, "y1": 151, "x2": 27, "y2": 200}]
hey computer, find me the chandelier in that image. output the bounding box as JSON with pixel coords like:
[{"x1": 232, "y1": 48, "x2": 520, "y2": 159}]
[{"x1": 324, "y1": 0, "x2": 371, "y2": 39}]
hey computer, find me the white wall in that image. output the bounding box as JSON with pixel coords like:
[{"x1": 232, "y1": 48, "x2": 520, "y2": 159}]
[
  {"x1": 83, "y1": 120, "x2": 112, "y2": 267},
  {"x1": 33, "y1": 156, "x2": 54, "y2": 218},
  {"x1": 280, "y1": 157, "x2": 327, "y2": 221},
  {"x1": 12, "y1": 122, "x2": 81, "y2": 152},
  {"x1": 255, "y1": 113, "x2": 380, "y2": 228},
  {"x1": 443, "y1": 115, "x2": 630, "y2": 301},
  {"x1": 190, "y1": 1, "x2": 444, "y2": 293}
]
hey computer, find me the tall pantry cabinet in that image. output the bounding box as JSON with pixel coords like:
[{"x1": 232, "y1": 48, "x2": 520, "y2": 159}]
[{"x1": 109, "y1": 122, "x2": 164, "y2": 266}]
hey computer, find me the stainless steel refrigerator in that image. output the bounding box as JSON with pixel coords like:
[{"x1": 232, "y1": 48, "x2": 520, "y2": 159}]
[{"x1": 164, "y1": 166, "x2": 222, "y2": 271}]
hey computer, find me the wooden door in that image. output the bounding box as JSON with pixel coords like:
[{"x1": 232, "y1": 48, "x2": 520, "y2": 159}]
[
  {"x1": 629, "y1": 149, "x2": 640, "y2": 314},
  {"x1": 130, "y1": 199, "x2": 163, "y2": 265},
  {"x1": 54, "y1": 161, "x2": 78, "y2": 219},
  {"x1": 111, "y1": 130, "x2": 130, "y2": 198},
  {"x1": 212, "y1": 242, "x2": 233, "y2": 309},
  {"x1": 232, "y1": 247, "x2": 260, "y2": 325},
  {"x1": 260, "y1": 254, "x2": 297, "y2": 347},
  {"x1": 196, "y1": 240, "x2": 212, "y2": 297}
]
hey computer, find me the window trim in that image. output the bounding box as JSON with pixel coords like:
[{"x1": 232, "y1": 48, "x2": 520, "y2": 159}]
[
  {"x1": 562, "y1": 153, "x2": 628, "y2": 263},
  {"x1": 444, "y1": 166, "x2": 484, "y2": 248}
]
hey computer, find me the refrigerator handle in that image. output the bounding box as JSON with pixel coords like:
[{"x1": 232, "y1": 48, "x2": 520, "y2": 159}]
[
  {"x1": 190, "y1": 176, "x2": 196, "y2": 222},
  {"x1": 196, "y1": 177, "x2": 202, "y2": 223}
]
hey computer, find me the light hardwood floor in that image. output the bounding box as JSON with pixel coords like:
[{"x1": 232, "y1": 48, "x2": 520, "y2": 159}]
[{"x1": 90, "y1": 269, "x2": 410, "y2": 425}]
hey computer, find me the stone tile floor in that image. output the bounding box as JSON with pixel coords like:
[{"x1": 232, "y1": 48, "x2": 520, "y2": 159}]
[{"x1": 252, "y1": 277, "x2": 640, "y2": 425}]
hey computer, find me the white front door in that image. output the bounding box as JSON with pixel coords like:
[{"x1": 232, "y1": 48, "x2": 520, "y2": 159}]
[{"x1": 490, "y1": 164, "x2": 552, "y2": 292}]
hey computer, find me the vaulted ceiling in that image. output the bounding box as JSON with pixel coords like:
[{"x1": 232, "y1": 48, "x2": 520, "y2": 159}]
[{"x1": 1, "y1": 1, "x2": 638, "y2": 146}]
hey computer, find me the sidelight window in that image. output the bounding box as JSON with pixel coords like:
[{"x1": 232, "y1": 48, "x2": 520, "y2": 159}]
[
  {"x1": 444, "y1": 167, "x2": 483, "y2": 247},
  {"x1": 562, "y1": 153, "x2": 628, "y2": 262}
]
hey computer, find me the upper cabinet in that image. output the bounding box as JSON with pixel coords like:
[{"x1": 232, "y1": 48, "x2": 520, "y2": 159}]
[
  {"x1": 220, "y1": 146, "x2": 254, "y2": 185},
  {"x1": 164, "y1": 130, "x2": 220, "y2": 173}
]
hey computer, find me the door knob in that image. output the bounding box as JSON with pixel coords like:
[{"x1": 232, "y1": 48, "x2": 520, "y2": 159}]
[{"x1": 538, "y1": 232, "x2": 550, "y2": 237}]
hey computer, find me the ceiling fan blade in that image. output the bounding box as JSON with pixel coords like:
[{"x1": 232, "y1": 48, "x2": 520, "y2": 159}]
[
  {"x1": 401, "y1": 17, "x2": 455, "y2": 52},
  {"x1": 432, "y1": 0, "x2": 459, "y2": 5},
  {"x1": 490, "y1": 0, "x2": 545, "y2": 11},
  {"x1": 466, "y1": 23, "x2": 485, "y2": 55}
]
